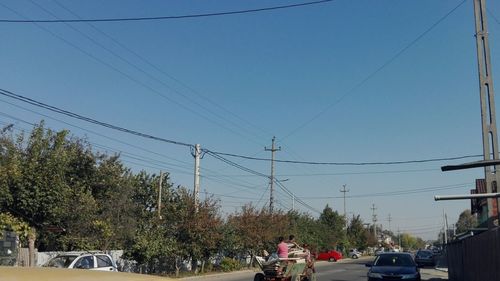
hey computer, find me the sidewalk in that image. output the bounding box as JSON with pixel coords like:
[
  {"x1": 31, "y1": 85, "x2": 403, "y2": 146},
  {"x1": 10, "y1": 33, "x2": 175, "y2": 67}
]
[{"x1": 421, "y1": 268, "x2": 448, "y2": 280}]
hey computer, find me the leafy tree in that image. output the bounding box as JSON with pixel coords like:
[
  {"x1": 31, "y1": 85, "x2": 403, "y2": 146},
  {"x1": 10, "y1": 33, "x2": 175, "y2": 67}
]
[
  {"x1": 455, "y1": 209, "x2": 477, "y2": 234},
  {"x1": 347, "y1": 215, "x2": 368, "y2": 250},
  {"x1": 286, "y1": 211, "x2": 327, "y2": 251},
  {"x1": 226, "y1": 204, "x2": 289, "y2": 257},
  {"x1": 318, "y1": 205, "x2": 346, "y2": 250}
]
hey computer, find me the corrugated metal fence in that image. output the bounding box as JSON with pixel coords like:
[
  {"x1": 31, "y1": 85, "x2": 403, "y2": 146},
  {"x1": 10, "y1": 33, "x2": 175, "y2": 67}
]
[{"x1": 447, "y1": 227, "x2": 500, "y2": 281}]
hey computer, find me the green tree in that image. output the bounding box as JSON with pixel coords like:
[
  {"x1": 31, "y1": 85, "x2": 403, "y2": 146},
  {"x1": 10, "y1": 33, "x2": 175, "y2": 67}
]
[
  {"x1": 347, "y1": 215, "x2": 368, "y2": 250},
  {"x1": 318, "y1": 205, "x2": 346, "y2": 250},
  {"x1": 226, "y1": 204, "x2": 289, "y2": 257},
  {"x1": 455, "y1": 209, "x2": 477, "y2": 234}
]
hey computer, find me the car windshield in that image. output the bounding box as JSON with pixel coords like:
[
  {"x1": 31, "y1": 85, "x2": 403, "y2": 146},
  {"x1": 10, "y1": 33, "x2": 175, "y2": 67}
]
[
  {"x1": 45, "y1": 256, "x2": 77, "y2": 268},
  {"x1": 374, "y1": 255, "x2": 415, "y2": 267},
  {"x1": 417, "y1": 251, "x2": 432, "y2": 257}
]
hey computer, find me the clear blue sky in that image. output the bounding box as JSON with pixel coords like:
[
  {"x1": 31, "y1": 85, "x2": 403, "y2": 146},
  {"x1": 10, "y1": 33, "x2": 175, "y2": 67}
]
[{"x1": 1, "y1": 0, "x2": 500, "y2": 241}]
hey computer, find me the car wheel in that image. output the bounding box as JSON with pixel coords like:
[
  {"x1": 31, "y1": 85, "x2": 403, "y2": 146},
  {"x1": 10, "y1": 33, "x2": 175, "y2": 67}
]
[
  {"x1": 254, "y1": 273, "x2": 265, "y2": 281},
  {"x1": 328, "y1": 257, "x2": 336, "y2": 262},
  {"x1": 352, "y1": 255, "x2": 358, "y2": 259}
]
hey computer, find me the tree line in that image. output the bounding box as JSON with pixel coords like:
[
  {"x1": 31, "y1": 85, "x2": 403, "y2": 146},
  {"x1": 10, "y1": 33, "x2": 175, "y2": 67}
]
[{"x1": 0, "y1": 122, "x2": 422, "y2": 275}]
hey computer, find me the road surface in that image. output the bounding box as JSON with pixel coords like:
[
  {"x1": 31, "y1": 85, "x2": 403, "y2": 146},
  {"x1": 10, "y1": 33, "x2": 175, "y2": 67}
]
[{"x1": 182, "y1": 257, "x2": 448, "y2": 281}]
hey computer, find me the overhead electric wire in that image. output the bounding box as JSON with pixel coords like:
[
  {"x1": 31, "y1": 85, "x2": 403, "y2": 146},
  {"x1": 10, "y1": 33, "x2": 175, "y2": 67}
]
[
  {"x1": 203, "y1": 168, "x2": 439, "y2": 178},
  {"x1": 0, "y1": 97, "x2": 273, "y2": 195},
  {"x1": 207, "y1": 150, "x2": 482, "y2": 166},
  {"x1": 0, "y1": 98, "x2": 194, "y2": 167},
  {"x1": 0, "y1": 88, "x2": 193, "y2": 147},
  {"x1": 28, "y1": 0, "x2": 266, "y2": 147},
  {"x1": 0, "y1": 113, "x2": 195, "y2": 175},
  {"x1": 300, "y1": 182, "x2": 470, "y2": 199},
  {"x1": 0, "y1": 0, "x2": 335, "y2": 23},
  {"x1": 1, "y1": 104, "x2": 269, "y2": 193},
  {"x1": 1, "y1": 3, "x2": 268, "y2": 148},
  {"x1": 0, "y1": 112, "x2": 192, "y2": 176},
  {"x1": 487, "y1": 8, "x2": 500, "y2": 25},
  {"x1": 202, "y1": 175, "x2": 267, "y2": 194},
  {"x1": 205, "y1": 150, "x2": 269, "y2": 178},
  {"x1": 52, "y1": 0, "x2": 272, "y2": 142},
  {"x1": 279, "y1": 0, "x2": 467, "y2": 141},
  {"x1": 274, "y1": 179, "x2": 321, "y2": 214}
]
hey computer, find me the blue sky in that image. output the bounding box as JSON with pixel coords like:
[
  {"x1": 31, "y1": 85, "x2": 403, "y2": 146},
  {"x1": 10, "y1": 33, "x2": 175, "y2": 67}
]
[{"x1": 1, "y1": 0, "x2": 500, "y2": 241}]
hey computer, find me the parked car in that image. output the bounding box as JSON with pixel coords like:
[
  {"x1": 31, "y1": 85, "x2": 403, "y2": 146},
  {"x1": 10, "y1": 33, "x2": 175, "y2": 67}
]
[
  {"x1": 45, "y1": 252, "x2": 117, "y2": 272},
  {"x1": 366, "y1": 252, "x2": 421, "y2": 281},
  {"x1": 316, "y1": 250, "x2": 342, "y2": 262},
  {"x1": 414, "y1": 250, "x2": 435, "y2": 267},
  {"x1": 349, "y1": 249, "x2": 362, "y2": 259}
]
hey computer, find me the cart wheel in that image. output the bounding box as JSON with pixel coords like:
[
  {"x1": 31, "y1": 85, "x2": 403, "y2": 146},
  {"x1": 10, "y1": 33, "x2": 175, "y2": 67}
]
[{"x1": 254, "y1": 273, "x2": 265, "y2": 281}]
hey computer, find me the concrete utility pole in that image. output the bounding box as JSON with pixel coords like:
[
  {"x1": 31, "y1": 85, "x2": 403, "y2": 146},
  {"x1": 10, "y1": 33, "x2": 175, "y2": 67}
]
[
  {"x1": 443, "y1": 209, "x2": 448, "y2": 244},
  {"x1": 340, "y1": 184, "x2": 349, "y2": 226},
  {"x1": 265, "y1": 137, "x2": 281, "y2": 213},
  {"x1": 192, "y1": 144, "x2": 201, "y2": 211},
  {"x1": 158, "y1": 171, "x2": 163, "y2": 219},
  {"x1": 387, "y1": 214, "x2": 392, "y2": 233},
  {"x1": 474, "y1": 0, "x2": 500, "y2": 226},
  {"x1": 371, "y1": 204, "x2": 378, "y2": 242},
  {"x1": 397, "y1": 227, "x2": 401, "y2": 247}
]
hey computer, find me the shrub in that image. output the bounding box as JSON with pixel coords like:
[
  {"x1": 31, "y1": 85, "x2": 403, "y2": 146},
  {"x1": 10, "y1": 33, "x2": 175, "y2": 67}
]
[{"x1": 219, "y1": 257, "x2": 241, "y2": 272}]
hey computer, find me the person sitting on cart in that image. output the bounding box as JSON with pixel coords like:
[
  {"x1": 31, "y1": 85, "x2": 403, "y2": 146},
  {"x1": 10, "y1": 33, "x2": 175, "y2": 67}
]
[
  {"x1": 277, "y1": 236, "x2": 289, "y2": 258},
  {"x1": 287, "y1": 235, "x2": 299, "y2": 249}
]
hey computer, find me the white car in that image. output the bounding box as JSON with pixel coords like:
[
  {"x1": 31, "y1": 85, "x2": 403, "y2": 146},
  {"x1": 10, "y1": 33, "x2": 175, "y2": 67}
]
[
  {"x1": 349, "y1": 249, "x2": 362, "y2": 259},
  {"x1": 45, "y1": 253, "x2": 117, "y2": 272}
]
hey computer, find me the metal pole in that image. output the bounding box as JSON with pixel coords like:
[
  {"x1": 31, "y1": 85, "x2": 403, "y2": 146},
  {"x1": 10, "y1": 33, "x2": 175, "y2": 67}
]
[{"x1": 434, "y1": 193, "x2": 500, "y2": 200}]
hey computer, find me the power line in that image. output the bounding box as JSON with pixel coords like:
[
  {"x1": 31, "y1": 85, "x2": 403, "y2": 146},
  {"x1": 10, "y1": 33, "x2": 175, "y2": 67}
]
[
  {"x1": 0, "y1": 0, "x2": 335, "y2": 23},
  {"x1": 0, "y1": 99, "x2": 273, "y2": 195},
  {"x1": 1, "y1": 2, "x2": 267, "y2": 147},
  {"x1": 487, "y1": 8, "x2": 500, "y2": 25},
  {"x1": 52, "y1": 0, "x2": 272, "y2": 142},
  {"x1": 274, "y1": 179, "x2": 321, "y2": 214},
  {"x1": 279, "y1": 0, "x2": 467, "y2": 141},
  {"x1": 300, "y1": 183, "x2": 471, "y2": 199},
  {"x1": 0, "y1": 97, "x2": 195, "y2": 166},
  {"x1": 33, "y1": 0, "x2": 267, "y2": 147},
  {"x1": 0, "y1": 88, "x2": 193, "y2": 147},
  {"x1": 207, "y1": 150, "x2": 482, "y2": 166},
  {"x1": 0, "y1": 113, "x2": 195, "y2": 175},
  {"x1": 200, "y1": 168, "x2": 440, "y2": 177},
  {"x1": 1, "y1": 88, "x2": 484, "y2": 170}
]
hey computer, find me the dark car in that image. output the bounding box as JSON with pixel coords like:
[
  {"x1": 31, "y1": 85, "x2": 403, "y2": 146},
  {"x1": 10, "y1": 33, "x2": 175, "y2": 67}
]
[
  {"x1": 316, "y1": 250, "x2": 342, "y2": 262},
  {"x1": 414, "y1": 250, "x2": 435, "y2": 267},
  {"x1": 366, "y1": 252, "x2": 421, "y2": 281}
]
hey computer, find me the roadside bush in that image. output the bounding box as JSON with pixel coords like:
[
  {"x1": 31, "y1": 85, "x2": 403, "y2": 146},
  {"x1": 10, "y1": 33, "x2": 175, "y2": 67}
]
[{"x1": 219, "y1": 257, "x2": 242, "y2": 272}]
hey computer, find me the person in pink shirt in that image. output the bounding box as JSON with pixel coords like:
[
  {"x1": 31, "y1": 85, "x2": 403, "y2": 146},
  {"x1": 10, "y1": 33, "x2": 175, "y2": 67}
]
[{"x1": 277, "y1": 236, "x2": 288, "y2": 258}]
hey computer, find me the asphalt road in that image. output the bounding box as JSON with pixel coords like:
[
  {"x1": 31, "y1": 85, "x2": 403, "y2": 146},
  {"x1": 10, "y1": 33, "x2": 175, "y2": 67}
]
[{"x1": 181, "y1": 257, "x2": 448, "y2": 281}]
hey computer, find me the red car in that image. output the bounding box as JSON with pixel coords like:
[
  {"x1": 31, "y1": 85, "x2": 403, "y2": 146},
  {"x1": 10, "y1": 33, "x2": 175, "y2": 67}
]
[{"x1": 316, "y1": 250, "x2": 343, "y2": 262}]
